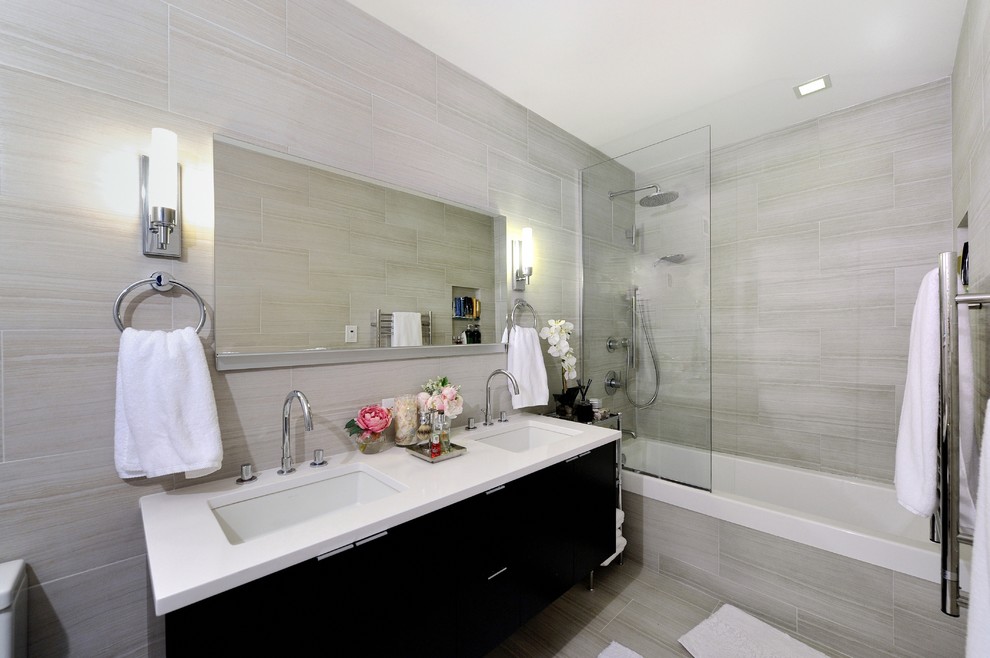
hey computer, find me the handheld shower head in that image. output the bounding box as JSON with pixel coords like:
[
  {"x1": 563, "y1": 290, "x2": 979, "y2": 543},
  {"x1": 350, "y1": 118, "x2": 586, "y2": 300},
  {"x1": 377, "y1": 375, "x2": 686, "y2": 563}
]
[{"x1": 654, "y1": 254, "x2": 686, "y2": 266}]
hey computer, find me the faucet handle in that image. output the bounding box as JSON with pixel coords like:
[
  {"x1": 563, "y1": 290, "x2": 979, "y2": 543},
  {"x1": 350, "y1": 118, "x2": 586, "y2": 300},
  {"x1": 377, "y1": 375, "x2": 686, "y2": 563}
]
[
  {"x1": 236, "y1": 463, "x2": 257, "y2": 484},
  {"x1": 499, "y1": 411, "x2": 508, "y2": 423},
  {"x1": 310, "y1": 449, "x2": 327, "y2": 467},
  {"x1": 467, "y1": 417, "x2": 477, "y2": 430}
]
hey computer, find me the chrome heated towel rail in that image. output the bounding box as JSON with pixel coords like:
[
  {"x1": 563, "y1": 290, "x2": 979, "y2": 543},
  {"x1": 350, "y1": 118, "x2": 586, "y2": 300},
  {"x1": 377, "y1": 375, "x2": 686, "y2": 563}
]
[{"x1": 937, "y1": 251, "x2": 982, "y2": 616}]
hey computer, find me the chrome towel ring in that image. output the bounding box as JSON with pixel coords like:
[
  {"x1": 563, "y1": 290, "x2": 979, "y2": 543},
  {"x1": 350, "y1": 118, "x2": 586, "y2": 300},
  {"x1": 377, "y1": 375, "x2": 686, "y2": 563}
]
[
  {"x1": 113, "y1": 271, "x2": 207, "y2": 333},
  {"x1": 508, "y1": 298, "x2": 540, "y2": 330}
]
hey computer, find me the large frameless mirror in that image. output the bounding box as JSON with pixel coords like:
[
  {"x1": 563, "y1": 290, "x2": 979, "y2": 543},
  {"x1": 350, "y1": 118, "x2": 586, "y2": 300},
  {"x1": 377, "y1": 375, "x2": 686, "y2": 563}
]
[{"x1": 212, "y1": 135, "x2": 507, "y2": 370}]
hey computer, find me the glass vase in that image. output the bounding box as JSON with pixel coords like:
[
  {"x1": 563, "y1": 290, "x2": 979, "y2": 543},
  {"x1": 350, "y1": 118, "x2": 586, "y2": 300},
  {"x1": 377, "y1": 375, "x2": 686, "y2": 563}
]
[
  {"x1": 356, "y1": 431, "x2": 389, "y2": 454},
  {"x1": 393, "y1": 395, "x2": 419, "y2": 446}
]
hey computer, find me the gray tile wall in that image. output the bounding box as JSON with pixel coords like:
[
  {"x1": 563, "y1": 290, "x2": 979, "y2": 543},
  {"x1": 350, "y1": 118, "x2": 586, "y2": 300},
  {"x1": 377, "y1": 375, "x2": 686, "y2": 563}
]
[
  {"x1": 954, "y1": 0, "x2": 990, "y2": 442},
  {"x1": 0, "y1": 1, "x2": 603, "y2": 653},
  {"x1": 712, "y1": 80, "x2": 953, "y2": 482}
]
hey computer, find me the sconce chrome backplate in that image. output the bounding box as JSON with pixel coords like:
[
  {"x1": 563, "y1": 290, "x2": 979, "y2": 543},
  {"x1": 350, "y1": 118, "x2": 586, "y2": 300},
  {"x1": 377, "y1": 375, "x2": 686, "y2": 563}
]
[{"x1": 140, "y1": 155, "x2": 182, "y2": 259}]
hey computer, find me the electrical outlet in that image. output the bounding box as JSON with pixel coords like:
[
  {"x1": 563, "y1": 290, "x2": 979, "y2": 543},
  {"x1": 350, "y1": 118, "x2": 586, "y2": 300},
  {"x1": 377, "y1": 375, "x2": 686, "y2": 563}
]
[{"x1": 344, "y1": 325, "x2": 358, "y2": 343}]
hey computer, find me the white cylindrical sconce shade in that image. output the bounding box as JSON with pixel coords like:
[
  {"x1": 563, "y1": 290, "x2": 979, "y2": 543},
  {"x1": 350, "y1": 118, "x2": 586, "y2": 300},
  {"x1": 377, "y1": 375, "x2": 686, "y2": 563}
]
[
  {"x1": 521, "y1": 227, "x2": 533, "y2": 274},
  {"x1": 148, "y1": 128, "x2": 177, "y2": 210}
]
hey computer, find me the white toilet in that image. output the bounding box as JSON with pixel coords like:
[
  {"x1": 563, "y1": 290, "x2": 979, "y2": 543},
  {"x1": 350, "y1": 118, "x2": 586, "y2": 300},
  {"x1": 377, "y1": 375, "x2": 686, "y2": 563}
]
[{"x1": 0, "y1": 560, "x2": 27, "y2": 658}]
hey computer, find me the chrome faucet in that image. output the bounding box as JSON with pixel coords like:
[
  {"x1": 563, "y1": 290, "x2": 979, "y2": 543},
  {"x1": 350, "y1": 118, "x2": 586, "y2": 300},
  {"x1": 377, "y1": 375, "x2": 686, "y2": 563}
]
[
  {"x1": 279, "y1": 390, "x2": 313, "y2": 474},
  {"x1": 485, "y1": 369, "x2": 520, "y2": 426}
]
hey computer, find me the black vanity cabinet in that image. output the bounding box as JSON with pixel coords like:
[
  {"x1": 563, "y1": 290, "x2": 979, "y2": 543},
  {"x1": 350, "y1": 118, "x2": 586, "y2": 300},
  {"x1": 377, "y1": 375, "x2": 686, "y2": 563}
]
[
  {"x1": 451, "y1": 481, "x2": 524, "y2": 657},
  {"x1": 165, "y1": 440, "x2": 617, "y2": 658}
]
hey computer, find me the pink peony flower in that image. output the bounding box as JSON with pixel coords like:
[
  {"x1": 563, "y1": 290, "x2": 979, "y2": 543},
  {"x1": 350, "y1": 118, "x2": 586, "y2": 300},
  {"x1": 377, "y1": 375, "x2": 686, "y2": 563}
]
[
  {"x1": 427, "y1": 393, "x2": 446, "y2": 413},
  {"x1": 356, "y1": 405, "x2": 392, "y2": 434}
]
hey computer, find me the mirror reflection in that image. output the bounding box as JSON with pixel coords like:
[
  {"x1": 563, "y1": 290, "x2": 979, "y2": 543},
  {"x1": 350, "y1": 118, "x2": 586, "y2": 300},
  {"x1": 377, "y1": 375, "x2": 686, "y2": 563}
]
[{"x1": 213, "y1": 136, "x2": 502, "y2": 360}]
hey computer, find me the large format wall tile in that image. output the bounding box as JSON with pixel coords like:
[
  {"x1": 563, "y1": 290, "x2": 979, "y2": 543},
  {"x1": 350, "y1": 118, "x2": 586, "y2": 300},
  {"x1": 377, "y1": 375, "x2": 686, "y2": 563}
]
[
  {"x1": 0, "y1": 450, "x2": 168, "y2": 586},
  {"x1": 28, "y1": 555, "x2": 164, "y2": 657},
  {"x1": 170, "y1": 9, "x2": 375, "y2": 173},
  {"x1": 168, "y1": 0, "x2": 286, "y2": 53},
  {"x1": 0, "y1": 0, "x2": 168, "y2": 108},
  {"x1": 437, "y1": 58, "x2": 528, "y2": 162},
  {"x1": 489, "y1": 151, "x2": 563, "y2": 227},
  {"x1": 286, "y1": 0, "x2": 436, "y2": 120},
  {"x1": 372, "y1": 97, "x2": 489, "y2": 207}
]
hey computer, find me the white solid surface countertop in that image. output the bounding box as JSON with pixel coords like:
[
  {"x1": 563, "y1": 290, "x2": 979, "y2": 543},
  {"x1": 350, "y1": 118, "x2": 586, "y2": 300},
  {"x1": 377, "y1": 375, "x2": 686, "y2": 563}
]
[{"x1": 140, "y1": 413, "x2": 619, "y2": 615}]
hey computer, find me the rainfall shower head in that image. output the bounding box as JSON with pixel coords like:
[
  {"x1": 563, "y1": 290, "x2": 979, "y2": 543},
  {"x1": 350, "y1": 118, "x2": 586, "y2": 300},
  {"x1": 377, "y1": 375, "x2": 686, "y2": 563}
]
[
  {"x1": 608, "y1": 184, "x2": 679, "y2": 208},
  {"x1": 639, "y1": 189, "x2": 679, "y2": 207}
]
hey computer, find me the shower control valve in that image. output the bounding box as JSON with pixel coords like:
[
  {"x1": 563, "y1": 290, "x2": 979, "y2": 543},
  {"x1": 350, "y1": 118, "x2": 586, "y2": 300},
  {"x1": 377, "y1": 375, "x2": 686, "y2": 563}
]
[{"x1": 604, "y1": 370, "x2": 623, "y2": 395}]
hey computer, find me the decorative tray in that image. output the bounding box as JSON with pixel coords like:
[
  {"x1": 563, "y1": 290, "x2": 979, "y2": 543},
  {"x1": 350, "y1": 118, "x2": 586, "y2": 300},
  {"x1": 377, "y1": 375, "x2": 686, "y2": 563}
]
[{"x1": 406, "y1": 442, "x2": 467, "y2": 463}]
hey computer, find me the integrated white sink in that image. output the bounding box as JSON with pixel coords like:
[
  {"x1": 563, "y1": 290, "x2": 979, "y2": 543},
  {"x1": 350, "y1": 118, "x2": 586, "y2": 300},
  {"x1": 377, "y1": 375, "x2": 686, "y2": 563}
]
[
  {"x1": 474, "y1": 420, "x2": 582, "y2": 453},
  {"x1": 209, "y1": 463, "x2": 405, "y2": 544}
]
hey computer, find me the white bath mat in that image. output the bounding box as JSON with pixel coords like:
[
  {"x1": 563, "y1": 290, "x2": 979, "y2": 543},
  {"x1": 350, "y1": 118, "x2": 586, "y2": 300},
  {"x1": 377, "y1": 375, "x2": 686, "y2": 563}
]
[
  {"x1": 679, "y1": 604, "x2": 826, "y2": 658},
  {"x1": 598, "y1": 640, "x2": 643, "y2": 658}
]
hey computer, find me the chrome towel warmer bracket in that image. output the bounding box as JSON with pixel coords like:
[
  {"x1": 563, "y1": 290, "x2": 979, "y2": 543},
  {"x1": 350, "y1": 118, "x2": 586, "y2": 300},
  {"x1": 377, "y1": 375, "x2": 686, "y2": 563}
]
[{"x1": 113, "y1": 271, "x2": 207, "y2": 333}]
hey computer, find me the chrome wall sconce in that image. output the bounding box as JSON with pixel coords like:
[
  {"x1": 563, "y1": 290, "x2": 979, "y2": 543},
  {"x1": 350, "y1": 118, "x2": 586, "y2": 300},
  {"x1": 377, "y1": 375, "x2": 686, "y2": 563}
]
[
  {"x1": 512, "y1": 227, "x2": 533, "y2": 292},
  {"x1": 141, "y1": 128, "x2": 182, "y2": 258}
]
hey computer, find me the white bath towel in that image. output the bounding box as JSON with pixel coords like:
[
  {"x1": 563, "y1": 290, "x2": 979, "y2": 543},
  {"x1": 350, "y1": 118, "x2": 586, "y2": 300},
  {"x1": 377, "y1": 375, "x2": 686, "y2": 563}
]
[
  {"x1": 967, "y1": 399, "x2": 990, "y2": 657},
  {"x1": 503, "y1": 325, "x2": 549, "y2": 408},
  {"x1": 391, "y1": 311, "x2": 422, "y2": 346},
  {"x1": 895, "y1": 268, "x2": 977, "y2": 528},
  {"x1": 680, "y1": 604, "x2": 826, "y2": 658},
  {"x1": 114, "y1": 327, "x2": 222, "y2": 479}
]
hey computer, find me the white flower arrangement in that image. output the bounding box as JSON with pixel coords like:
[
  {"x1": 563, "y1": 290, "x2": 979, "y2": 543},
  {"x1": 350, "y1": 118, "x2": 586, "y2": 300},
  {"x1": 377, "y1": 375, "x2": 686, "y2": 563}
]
[{"x1": 539, "y1": 319, "x2": 578, "y2": 387}]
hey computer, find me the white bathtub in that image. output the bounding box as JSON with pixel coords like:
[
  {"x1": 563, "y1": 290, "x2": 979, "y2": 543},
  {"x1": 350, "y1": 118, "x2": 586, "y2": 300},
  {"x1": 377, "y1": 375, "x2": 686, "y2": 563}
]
[{"x1": 620, "y1": 438, "x2": 968, "y2": 585}]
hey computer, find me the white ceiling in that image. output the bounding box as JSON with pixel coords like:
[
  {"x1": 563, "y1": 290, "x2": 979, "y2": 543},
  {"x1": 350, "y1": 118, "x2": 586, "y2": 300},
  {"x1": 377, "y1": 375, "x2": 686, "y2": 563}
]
[{"x1": 346, "y1": 0, "x2": 968, "y2": 156}]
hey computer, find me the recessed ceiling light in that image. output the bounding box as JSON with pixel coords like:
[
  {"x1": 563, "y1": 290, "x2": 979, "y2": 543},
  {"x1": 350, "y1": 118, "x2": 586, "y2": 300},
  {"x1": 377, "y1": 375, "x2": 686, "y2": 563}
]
[{"x1": 794, "y1": 74, "x2": 832, "y2": 98}]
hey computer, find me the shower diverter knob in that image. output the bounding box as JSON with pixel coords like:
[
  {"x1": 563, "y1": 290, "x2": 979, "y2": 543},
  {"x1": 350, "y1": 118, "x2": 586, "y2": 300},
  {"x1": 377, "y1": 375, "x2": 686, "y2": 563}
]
[{"x1": 604, "y1": 370, "x2": 622, "y2": 395}]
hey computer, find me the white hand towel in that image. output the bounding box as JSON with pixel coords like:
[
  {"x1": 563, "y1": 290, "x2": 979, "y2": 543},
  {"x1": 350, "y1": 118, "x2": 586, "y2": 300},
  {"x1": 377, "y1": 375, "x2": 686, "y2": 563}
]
[
  {"x1": 114, "y1": 327, "x2": 223, "y2": 479},
  {"x1": 895, "y1": 268, "x2": 977, "y2": 525},
  {"x1": 967, "y1": 400, "x2": 990, "y2": 657},
  {"x1": 390, "y1": 312, "x2": 423, "y2": 346},
  {"x1": 505, "y1": 326, "x2": 549, "y2": 408}
]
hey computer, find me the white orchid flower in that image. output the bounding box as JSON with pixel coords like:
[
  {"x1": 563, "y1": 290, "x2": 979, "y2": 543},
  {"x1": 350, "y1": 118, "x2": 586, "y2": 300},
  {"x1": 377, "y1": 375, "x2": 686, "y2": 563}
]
[{"x1": 537, "y1": 318, "x2": 580, "y2": 385}]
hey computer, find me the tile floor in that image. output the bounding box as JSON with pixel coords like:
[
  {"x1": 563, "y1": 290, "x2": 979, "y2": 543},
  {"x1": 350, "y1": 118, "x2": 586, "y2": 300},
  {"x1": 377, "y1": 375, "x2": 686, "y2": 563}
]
[{"x1": 489, "y1": 558, "x2": 839, "y2": 658}]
